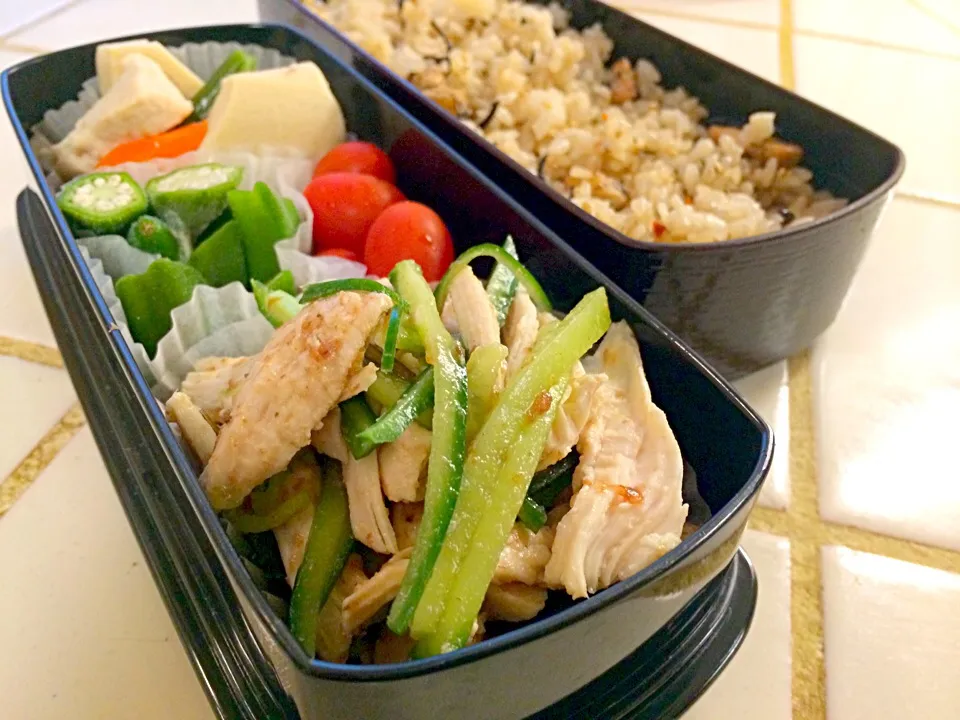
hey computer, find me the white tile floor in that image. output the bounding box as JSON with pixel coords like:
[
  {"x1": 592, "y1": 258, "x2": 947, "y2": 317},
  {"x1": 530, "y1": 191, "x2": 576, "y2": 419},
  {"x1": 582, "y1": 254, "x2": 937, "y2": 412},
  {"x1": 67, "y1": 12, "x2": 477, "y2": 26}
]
[
  {"x1": 0, "y1": 1, "x2": 958, "y2": 719},
  {"x1": 822, "y1": 546, "x2": 960, "y2": 720}
]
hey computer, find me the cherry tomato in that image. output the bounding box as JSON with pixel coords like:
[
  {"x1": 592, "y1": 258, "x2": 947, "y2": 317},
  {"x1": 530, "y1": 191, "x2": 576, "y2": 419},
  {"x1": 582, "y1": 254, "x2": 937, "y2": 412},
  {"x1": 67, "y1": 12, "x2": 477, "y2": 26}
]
[
  {"x1": 313, "y1": 142, "x2": 397, "y2": 184},
  {"x1": 363, "y1": 202, "x2": 455, "y2": 282},
  {"x1": 316, "y1": 247, "x2": 362, "y2": 263},
  {"x1": 304, "y1": 173, "x2": 405, "y2": 256}
]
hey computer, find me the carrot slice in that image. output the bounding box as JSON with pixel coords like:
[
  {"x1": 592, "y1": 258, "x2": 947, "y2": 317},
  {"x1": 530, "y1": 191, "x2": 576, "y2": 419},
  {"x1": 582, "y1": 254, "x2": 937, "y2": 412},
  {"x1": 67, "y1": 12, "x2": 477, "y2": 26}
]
[{"x1": 96, "y1": 121, "x2": 208, "y2": 167}]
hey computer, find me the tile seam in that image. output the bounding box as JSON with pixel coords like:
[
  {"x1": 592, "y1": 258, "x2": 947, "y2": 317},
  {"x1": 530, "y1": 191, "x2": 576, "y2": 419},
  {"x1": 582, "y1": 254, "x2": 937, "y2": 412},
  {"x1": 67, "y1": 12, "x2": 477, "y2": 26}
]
[
  {"x1": 0, "y1": 402, "x2": 86, "y2": 518},
  {"x1": 0, "y1": 0, "x2": 88, "y2": 42},
  {"x1": 786, "y1": 350, "x2": 827, "y2": 720},
  {"x1": 905, "y1": 0, "x2": 960, "y2": 37},
  {"x1": 613, "y1": 2, "x2": 960, "y2": 62}
]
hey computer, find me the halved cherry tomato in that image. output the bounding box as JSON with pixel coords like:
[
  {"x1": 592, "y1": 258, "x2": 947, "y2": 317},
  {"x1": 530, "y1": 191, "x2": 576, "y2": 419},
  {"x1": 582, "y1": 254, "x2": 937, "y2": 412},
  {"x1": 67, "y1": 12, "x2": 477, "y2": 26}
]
[
  {"x1": 363, "y1": 202, "x2": 455, "y2": 282},
  {"x1": 313, "y1": 142, "x2": 397, "y2": 184},
  {"x1": 304, "y1": 173, "x2": 405, "y2": 256},
  {"x1": 317, "y1": 247, "x2": 362, "y2": 262}
]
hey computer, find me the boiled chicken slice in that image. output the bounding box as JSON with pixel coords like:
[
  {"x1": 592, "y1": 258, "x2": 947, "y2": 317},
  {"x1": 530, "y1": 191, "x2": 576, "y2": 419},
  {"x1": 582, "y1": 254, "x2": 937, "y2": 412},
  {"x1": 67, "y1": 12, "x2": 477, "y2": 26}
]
[
  {"x1": 537, "y1": 372, "x2": 605, "y2": 470},
  {"x1": 544, "y1": 322, "x2": 687, "y2": 599},
  {"x1": 502, "y1": 289, "x2": 538, "y2": 381},
  {"x1": 312, "y1": 407, "x2": 398, "y2": 554},
  {"x1": 341, "y1": 548, "x2": 412, "y2": 634},
  {"x1": 492, "y1": 524, "x2": 555, "y2": 586},
  {"x1": 441, "y1": 267, "x2": 499, "y2": 352},
  {"x1": 271, "y1": 451, "x2": 324, "y2": 587},
  {"x1": 340, "y1": 362, "x2": 378, "y2": 402},
  {"x1": 315, "y1": 554, "x2": 368, "y2": 664},
  {"x1": 483, "y1": 583, "x2": 548, "y2": 622},
  {"x1": 390, "y1": 502, "x2": 423, "y2": 551},
  {"x1": 165, "y1": 390, "x2": 217, "y2": 465},
  {"x1": 378, "y1": 423, "x2": 431, "y2": 502},
  {"x1": 201, "y1": 292, "x2": 391, "y2": 510},
  {"x1": 180, "y1": 355, "x2": 255, "y2": 426}
]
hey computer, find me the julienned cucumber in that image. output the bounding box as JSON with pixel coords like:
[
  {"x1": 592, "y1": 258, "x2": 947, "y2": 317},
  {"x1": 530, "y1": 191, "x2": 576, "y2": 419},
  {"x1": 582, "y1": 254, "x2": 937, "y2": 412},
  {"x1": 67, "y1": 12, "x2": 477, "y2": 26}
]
[{"x1": 385, "y1": 261, "x2": 468, "y2": 635}]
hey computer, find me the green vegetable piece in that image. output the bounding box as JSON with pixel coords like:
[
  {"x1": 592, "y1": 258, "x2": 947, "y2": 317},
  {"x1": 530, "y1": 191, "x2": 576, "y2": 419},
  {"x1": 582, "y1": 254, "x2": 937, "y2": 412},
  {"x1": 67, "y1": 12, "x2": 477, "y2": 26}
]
[
  {"x1": 189, "y1": 49, "x2": 257, "y2": 122},
  {"x1": 365, "y1": 372, "x2": 433, "y2": 428},
  {"x1": 282, "y1": 197, "x2": 301, "y2": 230},
  {"x1": 57, "y1": 171, "x2": 148, "y2": 235},
  {"x1": 465, "y1": 343, "x2": 508, "y2": 442},
  {"x1": 146, "y1": 163, "x2": 244, "y2": 244},
  {"x1": 410, "y1": 288, "x2": 610, "y2": 642},
  {"x1": 127, "y1": 214, "x2": 180, "y2": 260},
  {"x1": 300, "y1": 278, "x2": 405, "y2": 308},
  {"x1": 195, "y1": 206, "x2": 233, "y2": 246},
  {"x1": 114, "y1": 258, "x2": 206, "y2": 357},
  {"x1": 486, "y1": 236, "x2": 520, "y2": 326},
  {"x1": 267, "y1": 270, "x2": 296, "y2": 296},
  {"x1": 356, "y1": 366, "x2": 435, "y2": 454},
  {"x1": 228, "y1": 181, "x2": 300, "y2": 283},
  {"x1": 517, "y1": 495, "x2": 548, "y2": 532},
  {"x1": 415, "y1": 378, "x2": 568, "y2": 656},
  {"x1": 223, "y1": 491, "x2": 311, "y2": 534},
  {"x1": 527, "y1": 451, "x2": 578, "y2": 508},
  {"x1": 339, "y1": 395, "x2": 378, "y2": 459},
  {"x1": 386, "y1": 261, "x2": 468, "y2": 635},
  {"x1": 289, "y1": 462, "x2": 353, "y2": 658},
  {"x1": 252, "y1": 280, "x2": 303, "y2": 328},
  {"x1": 381, "y1": 307, "x2": 402, "y2": 373},
  {"x1": 435, "y1": 242, "x2": 552, "y2": 315},
  {"x1": 187, "y1": 219, "x2": 248, "y2": 287}
]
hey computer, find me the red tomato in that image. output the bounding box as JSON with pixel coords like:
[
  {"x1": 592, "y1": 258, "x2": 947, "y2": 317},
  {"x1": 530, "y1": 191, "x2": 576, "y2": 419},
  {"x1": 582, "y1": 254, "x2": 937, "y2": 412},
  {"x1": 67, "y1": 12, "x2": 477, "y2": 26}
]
[
  {"x1": 317, "y1": 247, "x2": 362, "y2": 262},
  {"x1": 363, "y1": 202, "x2": 455, "y2": 281},
  {"x1": 313, "y1": 142, "x2": 396, "y2": 184},
  {"x1": 304, "y1": 173, "x2": 405, "y2": 255}
]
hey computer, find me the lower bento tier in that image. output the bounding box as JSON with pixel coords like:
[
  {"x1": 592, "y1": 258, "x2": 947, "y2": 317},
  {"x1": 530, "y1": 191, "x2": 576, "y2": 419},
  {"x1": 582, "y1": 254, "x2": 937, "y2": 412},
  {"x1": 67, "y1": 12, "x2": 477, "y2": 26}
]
[{"x1": 33, "y1": 37, "x2": 691, "y2": 667}]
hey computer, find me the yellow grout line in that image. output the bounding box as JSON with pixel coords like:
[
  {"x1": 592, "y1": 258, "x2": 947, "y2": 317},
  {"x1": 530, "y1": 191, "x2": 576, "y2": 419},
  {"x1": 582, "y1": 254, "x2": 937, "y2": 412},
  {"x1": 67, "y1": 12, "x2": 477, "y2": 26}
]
[
  {"x1": 897, "y1": 189, "x2": 960, "y2": 211},
  {"x1": 786, "y1": 350, "x2": 827, "y2": 720},
  {"x1": 905, "y1": 0, "x2": 960, "y2": 37},
  {"x1": 0, "y1": 337, "x2": 64, "y2": 368},
  {"x1": 778, "y1": 0, "x2": 796, "y2": 91},
  {"x1": 0, "y1": 403, "x2": 86, "y2": 518},
  {"x1": 747, "y1": 505, "x2": 789, "y2": 536},
  {"x1": 617, "y1": 2, "x2": 960, "y2": 63},
  {"x1": 819, "y1": 522, "x2": 960, "y2": 576},
  {"x1": 0, "y1": 39, "x2": 52, "y2": 55}
]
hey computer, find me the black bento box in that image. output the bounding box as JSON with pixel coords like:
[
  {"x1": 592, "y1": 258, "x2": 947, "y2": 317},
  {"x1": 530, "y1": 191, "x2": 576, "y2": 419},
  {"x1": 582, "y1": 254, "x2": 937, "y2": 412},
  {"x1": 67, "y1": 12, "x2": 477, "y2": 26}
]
[
  {"x1": 260, "y1": 0, "x2": 906, "y2": 379},
  {"x1": 3, "y1": 24, "x2": 771, "y2": 720}
]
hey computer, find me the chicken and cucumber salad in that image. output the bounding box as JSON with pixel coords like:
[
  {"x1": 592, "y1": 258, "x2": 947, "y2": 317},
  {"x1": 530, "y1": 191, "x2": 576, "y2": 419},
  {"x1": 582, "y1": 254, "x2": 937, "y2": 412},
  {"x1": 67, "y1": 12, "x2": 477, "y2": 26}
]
[{"x1": 40, "y1": 38, "x2": 689, "y2": 664}]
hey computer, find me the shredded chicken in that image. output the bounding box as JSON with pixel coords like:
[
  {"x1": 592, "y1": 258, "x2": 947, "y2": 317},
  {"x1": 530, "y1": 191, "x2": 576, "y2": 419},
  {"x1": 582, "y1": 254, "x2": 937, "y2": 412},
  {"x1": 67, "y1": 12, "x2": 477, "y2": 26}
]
[
  {"x1": 180, "y1": 355, "x2": 254, "y2": 425},
  {"x1": 379, "y1": 423, "x2": 431, "y2": 502},
  {"x1": 538, "y1": 373, "x2": 604, "y2": 470},
  {"x1": 483, "y1": 583, "x2": 548, "y2": 622},
  {"x1": 339, "y1": 414, "x2": 398, "y2": 555},
  {"x1": 374, "y1": 630, "x2": 417, "y2": 665},
  {"x1": 165, "y1": 391, "x2": 217, "y2": 464},
  {"x1": 544, "y1": 322, "x2": 688, "y2": 599},
  {"x1": 493, "y1": 524, "x2": 555, "y2": 586},
  {"x1": 502, "y1": 289, "x2": 538, "y2": 381},
  {"x1": 443, "y1": 267, "x2": 499, "y2": 352},
  {"x1": 342, "y1": 548, "x2": 412, "y2": 634},
  {"x1": 272, "y1": 451, "x2": 324, "y2": 587},
  {"x1": 391, "y1": 502, "x2": 423, "y2": 551},
  {"x1": 315, "y1": 554, "x2": 368, "y2": 664},
  {"x1": 340, "y1": 362, "x2": 378, "y2": 402},
  {"x1": 201, "y1": 292, "x2": 392, "y2": 510},
  {"x1": 311, "y1": 407, "x2": 348, "y2": 463}
]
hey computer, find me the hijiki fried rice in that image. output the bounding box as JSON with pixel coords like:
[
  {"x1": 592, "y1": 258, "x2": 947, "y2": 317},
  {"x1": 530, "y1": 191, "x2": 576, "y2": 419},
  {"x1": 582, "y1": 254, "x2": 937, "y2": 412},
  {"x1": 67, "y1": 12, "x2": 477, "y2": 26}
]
[{"x1": 307, "y1": 0, "x2": 848, "y2": 244}]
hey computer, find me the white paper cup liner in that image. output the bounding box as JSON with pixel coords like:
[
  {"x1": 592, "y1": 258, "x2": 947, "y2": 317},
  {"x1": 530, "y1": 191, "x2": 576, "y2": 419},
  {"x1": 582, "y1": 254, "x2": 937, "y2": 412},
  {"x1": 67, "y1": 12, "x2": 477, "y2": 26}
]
[{"x1": 32, "y1": 40, "x2": 369, "y2": 398}]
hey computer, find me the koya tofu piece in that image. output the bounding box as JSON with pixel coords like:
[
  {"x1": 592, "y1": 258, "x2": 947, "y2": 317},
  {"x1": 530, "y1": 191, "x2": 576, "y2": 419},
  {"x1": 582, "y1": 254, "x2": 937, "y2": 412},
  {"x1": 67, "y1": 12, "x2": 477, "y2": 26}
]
[
  {"x1": 96, "y1": 39, "x2": 203, "y2": 97},
  {"x1": 200, "y1": 62, "x2": 346, "y2": 159},
  {"x1": 53, "y1": 54, "x2": 193, "y2": 178}
]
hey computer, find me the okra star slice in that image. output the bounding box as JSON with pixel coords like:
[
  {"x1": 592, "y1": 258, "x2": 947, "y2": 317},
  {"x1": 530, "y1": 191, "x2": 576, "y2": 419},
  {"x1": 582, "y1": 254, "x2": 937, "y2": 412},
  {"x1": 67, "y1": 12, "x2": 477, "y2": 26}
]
[
  {"x1": 56, "y1": 171, "x2": 148, "y2": 235},
  {"x1": 146, "y1": 163, "x2": 244, "y2": 242}
]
